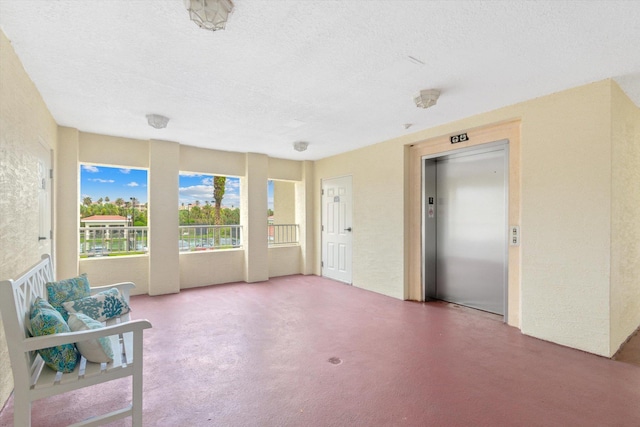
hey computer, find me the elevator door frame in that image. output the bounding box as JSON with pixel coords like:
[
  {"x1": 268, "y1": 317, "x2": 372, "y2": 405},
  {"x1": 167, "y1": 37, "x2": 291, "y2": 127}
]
[{"x1": 422, "y1": 140, "x2": 509, "y2": 320}]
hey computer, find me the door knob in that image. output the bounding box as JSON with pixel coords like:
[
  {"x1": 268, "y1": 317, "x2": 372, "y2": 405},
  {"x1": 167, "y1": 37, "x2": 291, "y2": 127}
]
[{"x1": 344, "y1": 227, "x2": 352, "y2": 232}]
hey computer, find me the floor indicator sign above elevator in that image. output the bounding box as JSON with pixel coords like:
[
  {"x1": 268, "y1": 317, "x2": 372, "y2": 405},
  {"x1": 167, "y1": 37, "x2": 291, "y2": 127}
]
[{"x1": 450, "y1": 133, "x2": 468, "y2": 144}]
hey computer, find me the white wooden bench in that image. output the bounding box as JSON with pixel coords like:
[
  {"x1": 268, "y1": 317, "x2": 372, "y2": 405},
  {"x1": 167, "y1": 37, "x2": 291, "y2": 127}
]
[{"x1": 0, "y1": 254, "x2": 152, "y2": 426}]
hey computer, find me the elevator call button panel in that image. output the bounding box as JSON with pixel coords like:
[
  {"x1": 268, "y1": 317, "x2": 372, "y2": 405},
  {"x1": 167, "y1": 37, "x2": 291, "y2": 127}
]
[{"x1": 510, "y1": 226, "x2": 520, "y2": 246}]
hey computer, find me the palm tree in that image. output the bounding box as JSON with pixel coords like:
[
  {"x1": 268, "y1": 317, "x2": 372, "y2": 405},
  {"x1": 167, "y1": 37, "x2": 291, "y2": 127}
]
[
  {"x1": 83, "y1": 196, "x2": 92, "y2": 206},
  {"x1": 115, "y1": 198, "x2": 125, "y2": 216},
  {"x1": 213, "y1": 176, "x2": 226, "y2": 225}
]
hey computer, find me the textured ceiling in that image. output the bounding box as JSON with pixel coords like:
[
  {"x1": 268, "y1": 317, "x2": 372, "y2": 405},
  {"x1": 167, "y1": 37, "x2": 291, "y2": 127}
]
[{"x1": 1, "y1": 0, "x2": 639, "y2": 161}]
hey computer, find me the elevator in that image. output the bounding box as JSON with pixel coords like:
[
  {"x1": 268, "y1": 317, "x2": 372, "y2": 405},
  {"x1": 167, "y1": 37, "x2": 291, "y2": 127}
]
[{"x1": 423, "y1": 142, "x2": 508, "y2": 317}]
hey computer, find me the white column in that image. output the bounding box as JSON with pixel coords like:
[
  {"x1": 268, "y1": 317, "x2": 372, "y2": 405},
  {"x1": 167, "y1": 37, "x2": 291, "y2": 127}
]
[
  {"x1": 241, "y1": 153, "x2": 269, "y2": 282},
  {"x1": 148, "y1": 140, "x2": 180, "y2": 295},
  {"x1": 296, "y1": 161, "x2": 315, "y2": 275},
  {"x1": 56, "y1": 127, "x2": 80, "y2": 278}
]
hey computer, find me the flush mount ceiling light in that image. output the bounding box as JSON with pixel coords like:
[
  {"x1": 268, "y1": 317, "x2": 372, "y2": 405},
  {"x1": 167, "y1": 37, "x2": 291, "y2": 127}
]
[
  {"x1": 414, "y1": 89, "x2": 441, "y2": 109},
  {"x1": 293, "y1": 141, "x2": 309, "y2": 152},
  {"x1": 146, "y1": 114, "x2": 169, "y2": 129},
  {"x1": 184, "y1": 0, "x2": 234, "y2": 32}
]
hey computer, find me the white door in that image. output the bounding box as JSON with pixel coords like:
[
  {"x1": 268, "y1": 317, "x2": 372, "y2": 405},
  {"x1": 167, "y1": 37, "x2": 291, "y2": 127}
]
[{"x1": 322, "y1": 176, "x2": 352, "y2": 284}]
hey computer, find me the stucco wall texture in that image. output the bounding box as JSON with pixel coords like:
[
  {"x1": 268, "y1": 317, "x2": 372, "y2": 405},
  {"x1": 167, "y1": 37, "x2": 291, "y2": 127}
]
[
  {"x1": 610, "y1": 83, "x2": 640, "y2": 353},
  {"x1": 0, "y1": 31, "x2": 58, "y2": 410}
]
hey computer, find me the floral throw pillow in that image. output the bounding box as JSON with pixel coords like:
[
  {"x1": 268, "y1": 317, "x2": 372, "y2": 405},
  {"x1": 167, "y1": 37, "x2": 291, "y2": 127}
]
[
  {"x1": 46, "y1": 274, "x2": 91, "y2": 321},
  {"x1": 67, "y1": 313, "x2": 114, "y2": 363},
  {"x1": 29, "y1": 297, "x2": 79, "y2": 373},
  {"x1": 62, "y1": 288, "x2": 130, "y2": 322}
]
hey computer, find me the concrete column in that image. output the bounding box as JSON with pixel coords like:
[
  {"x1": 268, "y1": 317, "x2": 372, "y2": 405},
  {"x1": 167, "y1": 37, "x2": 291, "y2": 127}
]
[
  {"x1": 148, "y1": 140, "x2": 180, "y2": 295},
  {"x1": 56, "y1": 126, "x2": 80, "y2": 279},
  {"x1": 242, "y1": 153, "x2": 268, "y2": 282},
  {"x1": 296, "y1": 161, "x2": 315, "y2": 275}
]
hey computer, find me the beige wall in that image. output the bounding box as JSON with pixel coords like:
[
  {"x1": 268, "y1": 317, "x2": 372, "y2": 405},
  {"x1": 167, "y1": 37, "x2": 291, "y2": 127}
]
[
  {"x1": 180, "y1": 250, "x2": 245, "y2": 289},
  {"x1": 180, "y1": 145, "x2": 245, "y2": 177},
  {"x1": 56, "y1": 127, "x2": 80, "y2": 278},
  {"x1": 242, "y1": 153, "x2": 269, "y2": 282},
  {"x1": 518, "y1": 83, "x2": 612, "y2": 356},
  {"x1": 80, "y1": 132, "x2": 149, "y2": 169},
  {"x1": 269, "y1": 246, "x2": 302, "y2": 277},
  {"x1": 273, "y1": 181, "x2": 296, "y2": 224},
  {"x1": 268, "y1": 157, "x2": 302, "y2": 181},
  {"x1": 0, "y1": 30, "x2": 58, "y2": 410},
  {"x1": 296, "y1": 161, "x2": 315, "y2": 275},
  {"x1": 314, "y1": 79, "x2": 638, "y2": 357},
  {"x1": 80, "y1": 256, "x2": 149, "y2": 295},
  {"x1": 148, "y1": 140, "x2": 181, "y2": 295},
  {"x1": 314, "y1": 141, "x2": 406, "y2": 299},
  {"x1": 610, "y1": 83, "x2": 640, "y2": 353}
]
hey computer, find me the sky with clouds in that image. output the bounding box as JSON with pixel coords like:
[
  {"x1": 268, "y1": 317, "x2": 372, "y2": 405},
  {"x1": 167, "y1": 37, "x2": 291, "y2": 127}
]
[
  {"x1": 81, "y1": 165, "x2": 148, "y2": 203},
  {"x1": 81, "y1": 165, "x2": 273, "y2": 209},
  {"x1": 178, "y1": 172, "x2": 241, "y2": 208}
]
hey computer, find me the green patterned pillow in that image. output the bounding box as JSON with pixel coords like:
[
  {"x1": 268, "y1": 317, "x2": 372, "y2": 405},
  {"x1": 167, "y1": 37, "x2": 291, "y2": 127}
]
[
  {"x1": 68, "y1": 313, "x2": 114, "y2": 363},
  {"x1": 46, "y1": 274, "x2": 91, "y2": 320},
  {"x1": 62, "y1": 288, "x2": 130, "y2": 322},
  {"x1": 29, "y1": 297, "x2": 79, "y2": 373}
]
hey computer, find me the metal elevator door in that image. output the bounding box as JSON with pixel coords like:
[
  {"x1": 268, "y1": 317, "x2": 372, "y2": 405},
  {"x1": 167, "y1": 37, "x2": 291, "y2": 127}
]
[{"x1": 424, "y1": 144, "x2": 508, "y2": 316}]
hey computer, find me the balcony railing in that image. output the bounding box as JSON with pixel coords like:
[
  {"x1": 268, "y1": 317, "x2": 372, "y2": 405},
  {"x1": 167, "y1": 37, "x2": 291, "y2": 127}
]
[
  {"x1": 179, "y1": 225, "x2": 242, "y2": 252},
  {"x1": 80, "y1": 223, "x2": 291, "y2": 256},
  {"x1": 268, "y1": 224, "x2": 299, "y2": 246},
  {"x1": 80, "y1": 226, "x2": 148, "y2": 257}
]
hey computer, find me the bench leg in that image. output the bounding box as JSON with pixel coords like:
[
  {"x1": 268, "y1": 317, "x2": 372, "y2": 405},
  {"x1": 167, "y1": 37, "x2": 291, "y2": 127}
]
[
  {"x1": 132, "y1": 335, "x2": 144, "y2": 426},
  {"x1": 13, "y1": 386, "x2": 31, "y2": 427},
  {"x1": 132, "y1": 374, "x2": 143, "y2": 426}
]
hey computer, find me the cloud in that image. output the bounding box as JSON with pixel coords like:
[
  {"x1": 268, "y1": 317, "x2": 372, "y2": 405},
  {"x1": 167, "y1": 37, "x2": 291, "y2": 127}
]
[
  {"x1": 120, "y1": 168, "x2": 131, "y2": 174},
  {"x1": 82, "y1": 165, "x2": 99, "y2": 173},
  {"x1": 179, "y1": 172, "x2": 204, "y2": 177},
  {"x1": 225, "y1": 179, "x2": 240, "y2": 193},
  {"x1": 126, "y1": 182, "x2": 139, "y2": 187},
  {"x1": 88, "y1": 178, "x2": 115, "y2": 183},
  {"x1": 179, "y1": 184, "x2": 213, "y2": 201},
  {"x1": 202, "y1": 177, "x2": 213, "y2": 186},
  {"x1": 179, "y1": 183, "x2": 240, "y2": 208}
]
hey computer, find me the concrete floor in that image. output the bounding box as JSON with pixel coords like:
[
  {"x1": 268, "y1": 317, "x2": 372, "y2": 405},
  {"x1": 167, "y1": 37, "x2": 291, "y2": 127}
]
[
  {"x1": 615, "y1": 327, "x2": 640, "y2": 367},
  {"x1": 1, "y1": 275, "x2": 639, "y2": 426}
]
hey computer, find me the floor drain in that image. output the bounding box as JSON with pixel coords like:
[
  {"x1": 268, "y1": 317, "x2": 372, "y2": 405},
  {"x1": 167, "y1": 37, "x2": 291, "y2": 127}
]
[{"x1": 328, "y1": 357, "x2": 342, "y2": 365}]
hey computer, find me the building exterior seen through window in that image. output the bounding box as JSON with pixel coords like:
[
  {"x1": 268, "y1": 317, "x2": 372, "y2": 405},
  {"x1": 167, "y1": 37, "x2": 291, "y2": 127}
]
[{"x1": 79, "y1": 164, "x2": 148, "y2": 257}]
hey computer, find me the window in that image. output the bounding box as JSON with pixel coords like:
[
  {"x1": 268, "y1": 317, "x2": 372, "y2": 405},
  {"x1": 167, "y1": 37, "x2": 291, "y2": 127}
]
[
  {"x1": 179, "y1": 173, "x2": 241, "y2": 251},
  {"x1": 268, "y1": 179, "x2": 299, "y2": 245},
  {"x1": 79, "y1": 164, "x2": 148, "y2": 257}
]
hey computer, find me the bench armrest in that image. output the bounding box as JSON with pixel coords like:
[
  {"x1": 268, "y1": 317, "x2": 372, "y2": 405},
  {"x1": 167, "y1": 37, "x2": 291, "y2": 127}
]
[{"x1": 22, "y1": 319, "x2": 152, "y2": 352}]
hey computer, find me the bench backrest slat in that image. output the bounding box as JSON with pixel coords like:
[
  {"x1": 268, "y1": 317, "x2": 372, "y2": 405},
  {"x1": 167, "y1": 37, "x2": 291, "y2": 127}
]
[{"x1": 0, "y1": 254, "x2": 54, "y2": 379}]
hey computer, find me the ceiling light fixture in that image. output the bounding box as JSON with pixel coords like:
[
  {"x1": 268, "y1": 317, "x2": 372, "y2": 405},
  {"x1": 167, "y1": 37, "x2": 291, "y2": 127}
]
[
  {"x1": 293, "y1": 141, "x2": 309, "y2": 152},
  {"x1": 184, "y1": 0, "x2": 234, "y2": 32},
  {"x1": 146, "y1": 114, "x2": 170, "y2": 129},
  {"x1": 414, "y1": 89, "x2": 440, "y2": 109}
]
